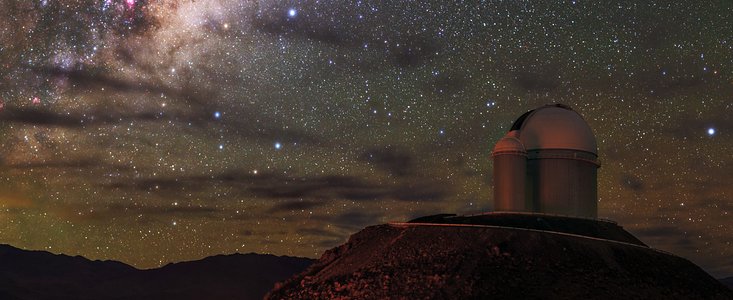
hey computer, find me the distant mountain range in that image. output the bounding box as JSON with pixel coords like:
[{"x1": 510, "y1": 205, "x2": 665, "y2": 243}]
[{"x1": 0, "y1": 244, "x2": 313, "y2": 300}]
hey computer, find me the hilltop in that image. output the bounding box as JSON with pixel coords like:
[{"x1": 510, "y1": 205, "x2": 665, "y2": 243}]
[{"x1": 268, "y1": 215, "x2": 732, "y2": 299}]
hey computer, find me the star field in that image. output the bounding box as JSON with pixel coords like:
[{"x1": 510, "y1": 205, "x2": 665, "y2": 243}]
[{"x1": 0, "y1": 1, "x2": 731, "y2": 276}]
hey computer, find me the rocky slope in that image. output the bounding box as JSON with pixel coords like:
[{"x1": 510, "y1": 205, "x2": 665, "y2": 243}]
[
  {"x1": 720, "y1": 276, "x2": 733, "y2": 290},
  {"x1": 0, "y1": 244, "x2": 313, "y2": 300},
  {"x1": 267, "y1": 222, "x2": 732, "y2": 299}
]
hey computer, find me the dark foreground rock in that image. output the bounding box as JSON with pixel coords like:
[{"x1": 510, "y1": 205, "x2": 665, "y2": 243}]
[
  {"x1": 720, "y1": 276, "x2": 733, "y2": 290},
  {"x1": 0, "y1": 244, "x2": 313, "y2": 300},
  {"x1": 267, "y1": 223, "x2": 733, "y2": 299}
]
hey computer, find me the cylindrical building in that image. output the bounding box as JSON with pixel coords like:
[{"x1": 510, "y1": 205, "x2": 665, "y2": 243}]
[
  {"x1": 492, "y1": 104, "x2": 600, "y2": 218},
  {"x1": 491, "y1": 131, "x2": 527, "y2": 212}
]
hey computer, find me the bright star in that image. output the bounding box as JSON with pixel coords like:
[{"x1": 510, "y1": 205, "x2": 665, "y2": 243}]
[
  {"x1": 707, "y1": 128, "x2": 716, "y2": 136},
  {"x1": 214, "y1": 111, "x2": 221, "y2": 119},
  {"x1": 274, "y1": 142, "x2": 282, "y2": 150},
  {"x1": 218, "y1": 144, "x2": 224, "y2": 150},
  {"x1": 288, "y1": 8, "x2": 297, "y2": 17}
]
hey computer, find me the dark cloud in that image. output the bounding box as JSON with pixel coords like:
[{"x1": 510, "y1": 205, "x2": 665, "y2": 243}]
[
  {"x1": 103, "y1": 170, "x2": 452, "y2": 204},
  {"x1": 390, "y1": 181, "x2": 451, "y2": 202},
  {"x1": 631, "y1": 223, "x2": 731, "y2": 277},
  {"x1": 105, "y1": 177, "x2": 198, "y2": 193},
  {"x1": 5, "y1": 158, "x2": 132, "y2": 172},
  {"x1": 296, "y1": 227, "x2": 348, "y2": 248},
  {"x1": 238, "y1": 125, "x2": 324, "y2": 146},
  {"x1": 237, "y1": 229, "x2": 254, "y2": 237},
  {"x1": 660, "y1": 76, "x2": 708, "y2": 90},
  {"x1": 0, "y1": 107, "x2": 86, "y2": 127},
  {"x1": 673, "y1": 236, "x2": 697, "y2": 251},
  {"x1": 637, "y1": 23, "x2": 674, "y2": 50},
  {"x1": 429, "y1": 73, "x2": 467, "y2": 96},
  {"x1": 620, "y1": 173, "x2": 644, "y2": 191},
  {"x1": 86, "y1": 204, "x2": 219, "y2": 218},
  {"x1": 633, "y1": 225, "x2": 681, "y2": 238},
  {"x1": 99, "y1": 171, "x2": 294, "y2": 195},
  {"x1": 314, "y1": 238, "x2": 346, "y2": 249},
  {"x1": 0, "y1": 105, "x2": 323, "y2": 146},
  {"x1": 389, "y1": 38, "x2": 438, "y2": 67},
  {"x1": 313, "y1": 210, "x2": 382, "y2": 231},
  {"x1": 249, "y1": 174, "x2": 452, "y2": 203},
  {"x1": 0, "y1": 106, "x2": 162, "y2": 128},
  {"x1": 631, "y1": 225, "x2": 698, "y2": 252},
  {"x1": 102, "y1": 170, "x2": 272, "y2": 195},
  {"x1": 697, "y1": 197, "x2": 733, "y2": 211},
  {"x1": 136, "y1": 205, "x2": 220, "y2": 216},
  {"x1": 359, "y1": 146, "x2": 414, "y2": 177},
  {"x1": 252, "y1": 13, "x2": 347, "y2": 46},
  {"x1": 248, "y1": 175, "x2": 381, "y2": 200},
  {"x1": 512, "y1": 70, "x2": 561, "y2": 92},
  {"x1": 60, "y1": 203, "x2": 221, "y2": 222},
  {"x1": 334, "y1": 211, "x2": 382, "y2": 228},
  {"x1": 38, "y1": 67, "x2": 214, "y2": 107},
  {"x1": 7, "y1": 159, "x2": 100, "y2": 169},
  {"x1": 268, "y1": 200, "x2": 325, "y2": 213},
  {"x1": 296, "y1": 227, "x2": 342, "y2": 238},
  {"x1": 251, "y1": 9, "x2": 440, "y2": 69}
]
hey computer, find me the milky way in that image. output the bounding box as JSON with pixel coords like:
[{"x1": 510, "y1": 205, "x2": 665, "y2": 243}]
[{"x1": 0, "y1": 0, "x2": 731, "y2": 276}]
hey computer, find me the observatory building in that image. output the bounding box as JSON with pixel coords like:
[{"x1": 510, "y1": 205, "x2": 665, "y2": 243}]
[{"x1": 492, "y1": 104, "x2": 600, "y2": 218}]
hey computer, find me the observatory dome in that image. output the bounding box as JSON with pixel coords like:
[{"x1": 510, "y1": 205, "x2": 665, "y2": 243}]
[
  {"x1": 511, "y1": 104, "x2": 597, "y2": 154},
  {"x1": 492, "y1": 131, "x2": 526, "y2": 154},
  {"x1": 492, "y1": 104, "x2": 600, "y2": 218}
]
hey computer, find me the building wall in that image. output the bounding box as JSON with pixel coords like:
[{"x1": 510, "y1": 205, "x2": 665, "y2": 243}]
[
  {"x1": 526, "y1": 149, "x2": 598, "y2": 218},
  {"x1": 493, "y1": 152, "x2": 527, "y2": 212}
]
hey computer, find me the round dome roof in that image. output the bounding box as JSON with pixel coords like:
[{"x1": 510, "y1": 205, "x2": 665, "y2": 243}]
[
  {"x1": 513, "y1": 104, "x2": 597, "y2": 154},
  {"x1": 492, "y1": 131, "x2": 526, "y2": 154}
]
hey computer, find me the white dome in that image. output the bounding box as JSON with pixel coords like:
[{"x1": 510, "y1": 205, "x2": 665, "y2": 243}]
[{"x1": 513, "y1": 104, "x2": 597, "y2": 154}]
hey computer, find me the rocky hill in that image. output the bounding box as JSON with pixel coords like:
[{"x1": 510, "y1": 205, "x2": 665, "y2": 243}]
[
  {"x1": 0, "y1": 244, "x2": 313, "y2": 300},
  {"x1": 267, "y1": 221, "x2": 733, "y2": 299},
  {"x1": 720, "y1": 276, "x2": 733, "y2": 290}
]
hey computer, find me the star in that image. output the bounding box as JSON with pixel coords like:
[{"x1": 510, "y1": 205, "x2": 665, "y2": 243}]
[
  {"x1": 288, "y1": 8, "x2": 297, "y2": 18},
  {"x1": 707, "y1": 128, "x2": 716, "y2": 136},
  {"x1": 274, "y1": 142, "x2": 282, "y2": 150}
]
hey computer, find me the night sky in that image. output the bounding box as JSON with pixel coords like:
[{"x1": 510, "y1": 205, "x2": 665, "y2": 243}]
[{"x1": 1, "y1": 1, "x2": 731, "y2": 277}]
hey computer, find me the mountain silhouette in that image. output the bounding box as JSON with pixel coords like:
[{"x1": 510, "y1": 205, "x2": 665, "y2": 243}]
[{"x1": 0, "y1": 244, "x2": 313, "y2": 300}]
